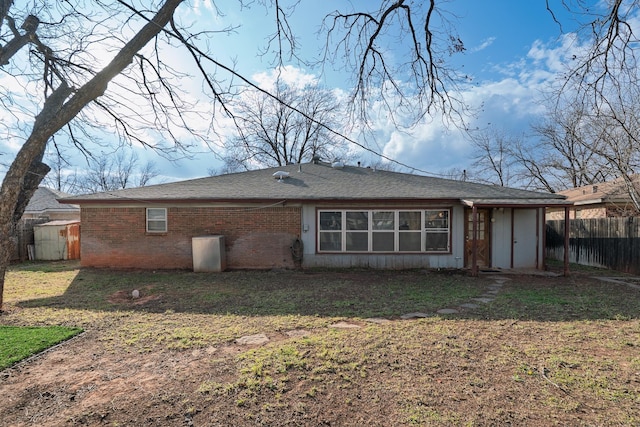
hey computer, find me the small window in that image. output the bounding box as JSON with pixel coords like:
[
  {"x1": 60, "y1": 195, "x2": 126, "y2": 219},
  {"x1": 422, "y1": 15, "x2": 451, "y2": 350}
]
[
  {"x1": 147, "y1": 208, "x2": 167, "y2": 233},
  {"x1": 425, "y1": 209, "x2": 450, "y2": 252}
]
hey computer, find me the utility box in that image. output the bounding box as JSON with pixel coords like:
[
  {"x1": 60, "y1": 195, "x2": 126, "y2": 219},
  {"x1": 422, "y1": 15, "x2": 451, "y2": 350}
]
[{"x1": 192, "y1": 235, "x2": 226, "y2": 272}]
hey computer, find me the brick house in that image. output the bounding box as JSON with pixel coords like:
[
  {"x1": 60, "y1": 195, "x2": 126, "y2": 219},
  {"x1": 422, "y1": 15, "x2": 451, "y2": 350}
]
[
  {"x1": 23, "y1": 187, "x2": 80, "y2": 222},
  {"x1": 546, "y1": 175, "x2": 640, "y2": 220},
  {"x1": 61, "y1": 161, "x2": 571, "y2": 274}
]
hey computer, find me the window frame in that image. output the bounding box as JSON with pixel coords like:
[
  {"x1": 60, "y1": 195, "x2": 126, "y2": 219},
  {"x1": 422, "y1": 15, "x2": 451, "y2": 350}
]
[
  {"x1": 317, "y1": 208, "x2": 451, "y2": 254},
  {"x1": 146, "y1": 207, "x2": 167, "y2": 233}
]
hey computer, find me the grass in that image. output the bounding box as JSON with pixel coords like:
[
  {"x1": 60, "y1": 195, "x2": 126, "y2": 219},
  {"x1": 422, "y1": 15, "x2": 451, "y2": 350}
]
[
  {"x1": 0, "y1": 325, "x2": 83, "y2": 369},
  {"x1": 8, "y1": 263, "x2": 484, "y2": 318},
  {"x1": 1, "y1": 260, "x2": 640, "y2": 426}
]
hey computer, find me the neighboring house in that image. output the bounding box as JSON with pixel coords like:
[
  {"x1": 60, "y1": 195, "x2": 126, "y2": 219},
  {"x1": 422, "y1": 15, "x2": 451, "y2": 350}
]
[
  {"x1": 546, "y1": 175, "x2": 640, "y2": 220},
  {"x1": 22, "y1": 187, "x2": 81, "y2": 222},
  {"x1": 12, "y1": 187, "x2": 80, "y2": 261},
  {"x1": 61, "y1": 161, "x2": 571, "y2": 274}
]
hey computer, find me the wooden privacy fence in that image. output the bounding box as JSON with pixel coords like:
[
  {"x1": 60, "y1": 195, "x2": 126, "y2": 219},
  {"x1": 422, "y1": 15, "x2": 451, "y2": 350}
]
[
  {"x1": 546, "y1": 217, "x2": 640, "y2": 274},
  {"x1": 11, "y1": 218, "x2": 50, "y2": 261}
]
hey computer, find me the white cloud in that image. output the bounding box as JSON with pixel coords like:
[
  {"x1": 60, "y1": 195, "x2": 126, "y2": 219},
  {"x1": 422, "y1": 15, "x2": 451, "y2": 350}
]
[
  {"x1": 370, "y1": 33, "x2": 588, "y2": 176},
  {"x1": 191, "y1": 0, "x2": 214, "y2": 15},
  {"x1": 252, "y1": 66, "x2": 319, "y2": 91},
  {"x1": 471, "y1": 37, "x2": 496, "y2": 52}
]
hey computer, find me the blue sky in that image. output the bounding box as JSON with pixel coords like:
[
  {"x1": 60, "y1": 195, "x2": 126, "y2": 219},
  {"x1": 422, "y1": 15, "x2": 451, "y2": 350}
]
[
  {"x1": 147, "y1": 0, "x2": 587, "y2": 181},
  {"x1": 0, "y1": 1, "x2": 600, "y2": 186}
]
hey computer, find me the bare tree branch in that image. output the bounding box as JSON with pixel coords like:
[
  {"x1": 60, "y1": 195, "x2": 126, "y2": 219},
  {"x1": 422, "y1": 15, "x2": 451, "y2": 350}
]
[{"x1": 0, "y1": 0, "x2": 185, "y2": 308}]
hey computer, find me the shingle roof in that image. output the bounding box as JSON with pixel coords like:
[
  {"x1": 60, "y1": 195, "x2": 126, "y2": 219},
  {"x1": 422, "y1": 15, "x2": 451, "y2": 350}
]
[
  {"x1": 26, "y1": 187, "x2": 79, "y2": 213},
  {"x1": 559, "y1": 175, "x2": 640, "y2": 205},
  {"x1": 60, "y1": 162, "x2": 569, "y2": 206}
]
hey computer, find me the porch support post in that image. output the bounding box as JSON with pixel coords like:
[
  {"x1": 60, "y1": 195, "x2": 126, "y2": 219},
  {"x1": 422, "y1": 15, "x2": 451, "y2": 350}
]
[
  {"x1": 563, "y1": 206, "x2": 570, "y2": 277},
  {"x1": 471, "y1": 205, "x2": 478, "y2": 277},
  {"x1": 535, "y1": 208, "x2": 540, "y2": 269}
]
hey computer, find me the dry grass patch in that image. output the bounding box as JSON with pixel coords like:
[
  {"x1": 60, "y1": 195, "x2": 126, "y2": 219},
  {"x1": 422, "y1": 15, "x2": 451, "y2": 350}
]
[{"x1": 0, "y1": 261, "x2": 639, "y2": 426}]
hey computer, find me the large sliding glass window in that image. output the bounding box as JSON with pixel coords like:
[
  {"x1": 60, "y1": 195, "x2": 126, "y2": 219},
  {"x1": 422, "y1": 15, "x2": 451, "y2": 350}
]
[{"x1": 317, "y1": 209, "x2": 451, "y2": 253}]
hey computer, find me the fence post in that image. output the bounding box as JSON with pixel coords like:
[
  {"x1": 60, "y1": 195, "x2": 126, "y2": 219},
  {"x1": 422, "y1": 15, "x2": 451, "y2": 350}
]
[{"x1": 564, "y1": 207, "x2": 570, "y2": 276}]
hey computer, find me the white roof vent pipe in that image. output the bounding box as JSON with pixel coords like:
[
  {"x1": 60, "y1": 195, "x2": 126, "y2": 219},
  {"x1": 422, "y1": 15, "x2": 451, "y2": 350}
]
[{"x1": 273, "y1": 171, "x2": 290, "y2": 182}]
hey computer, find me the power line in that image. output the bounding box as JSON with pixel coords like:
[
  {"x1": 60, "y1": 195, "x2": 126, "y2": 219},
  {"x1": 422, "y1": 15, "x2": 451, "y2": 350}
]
[{"x1": 117, "y1": 0, "x2": 457, "y2": 179}]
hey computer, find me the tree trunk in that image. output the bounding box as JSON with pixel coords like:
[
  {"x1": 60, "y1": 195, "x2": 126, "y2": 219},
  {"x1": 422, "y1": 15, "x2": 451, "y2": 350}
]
[
  {"x1": 0, "y1": 0, "x2": 185, "y2": 311},
  {"x1": 0, "y1": 221, "x2": 14, "y2": 310}
]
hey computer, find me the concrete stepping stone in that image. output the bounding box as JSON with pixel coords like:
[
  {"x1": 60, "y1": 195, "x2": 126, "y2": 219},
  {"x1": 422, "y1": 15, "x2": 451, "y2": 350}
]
[
  {"x1": 235, "y1": 333, "x2": 270, "y2": 345},
  {"x1": 285, "y1": 329, "x2": 310, "y2": 338},
  {"x1": 364, "y1": 318, "x2": 392, "y2": 324},
  {"x1": 400, "y1": 312, "x2": 431, "y2": 319},
  {"x1": 330, "y1": 321, "x2": 361, "y2": 329},
  {"x1": 460, "y1": 303, "x2": 480, "y2": 309},
  {"x1": 486, "y1": 276, "x2": 510, "y2": 283},
  {"x1": 471, "y1": 297, "x2": 494, "y2": 304},
  {"x1": 437, "y1": 308, "x2": 459, "y2": 314}
]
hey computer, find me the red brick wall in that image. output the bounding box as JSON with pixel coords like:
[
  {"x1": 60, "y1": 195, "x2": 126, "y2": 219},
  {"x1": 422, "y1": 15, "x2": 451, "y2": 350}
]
[{"x1": 80, "y1": 206, "x2": 301, "y2": 270}]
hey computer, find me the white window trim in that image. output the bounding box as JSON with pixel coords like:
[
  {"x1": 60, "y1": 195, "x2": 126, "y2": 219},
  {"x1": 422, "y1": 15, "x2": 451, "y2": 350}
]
[
  {"x1": 317, "y1": 209, "x2": 451, "y2": 253},
  {"x1": 146, "y1": 207, "x2": 167, "y2": 233}
]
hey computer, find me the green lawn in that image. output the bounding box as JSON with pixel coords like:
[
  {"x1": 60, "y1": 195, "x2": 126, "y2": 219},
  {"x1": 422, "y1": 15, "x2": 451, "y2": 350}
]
[{"x1": 0, "y1": 325, "x2": 83, "y2": 369}]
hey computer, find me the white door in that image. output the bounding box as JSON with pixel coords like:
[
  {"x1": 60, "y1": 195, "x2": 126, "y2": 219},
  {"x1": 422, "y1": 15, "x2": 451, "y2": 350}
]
[{"x1": 512, "y1": 209, "x2": 538, "y2": 268}]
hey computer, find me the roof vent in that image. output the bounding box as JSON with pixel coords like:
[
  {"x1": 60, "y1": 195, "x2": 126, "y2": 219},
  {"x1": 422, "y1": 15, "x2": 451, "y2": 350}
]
[{"x1": 272, "y1": 171, "x2": 290, "y2": 182}]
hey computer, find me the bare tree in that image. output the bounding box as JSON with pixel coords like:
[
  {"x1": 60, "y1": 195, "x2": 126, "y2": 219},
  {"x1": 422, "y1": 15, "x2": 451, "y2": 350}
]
[
  {"x1": 468, "y1": 128, "x2": 517, "y2": 187},
  {"x1": 551, "y1": 0, "x2": 640, "y2": 206},
  {"x1": 472, "y1": 106, "x2": 620, "y2": 193},
  {"x1": 76, "y1": 151, "x2": 160, "y2": 193},
  {"x1": 586, "y1": 98, "x2": 640, "y2": 210},
  {"x1": 0, "y1": 0, "x2": 192, "y2": 309},
  {"x1": 43, "y1": 143, "x2": 80, "y2": 194},
  {"x1": 529, "y1": 106, "x2": 612, "y2": 189},
  {"x1": 320, "y1": 1, "x2": 469, "y2": 129},
  {"x1": 222, "y1": 78, "x2": 350, "y2": 170}
]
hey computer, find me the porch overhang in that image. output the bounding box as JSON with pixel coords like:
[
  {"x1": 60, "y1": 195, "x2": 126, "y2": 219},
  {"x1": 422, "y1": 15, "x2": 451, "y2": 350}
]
[
  {"x1": 460, "y1": 198, "x2": 573, "y2": 208},
  {"x1": 460, "y1": 198, "x2": 573, "y2": 278}
]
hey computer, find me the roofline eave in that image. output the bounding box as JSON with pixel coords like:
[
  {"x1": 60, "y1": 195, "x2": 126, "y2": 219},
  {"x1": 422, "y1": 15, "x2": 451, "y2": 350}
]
[
  {"x1": 461, "y1": 199, "x2": 573, "y2": 208},
  {"x1": 61, "y1": 197, "x2": 468, "y2": 205}
]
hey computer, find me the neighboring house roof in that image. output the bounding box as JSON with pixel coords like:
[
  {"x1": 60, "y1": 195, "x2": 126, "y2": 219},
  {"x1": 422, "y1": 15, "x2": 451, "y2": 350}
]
[
  {"x1": 25, "y1": 187, "x2": 80, "y2": 215},
  {"x1": 558, "y1": 175, "x2": 640, "y2": 206},
  {"x1": 61, "y1": 162, "x2": 570, "y2": 207}
]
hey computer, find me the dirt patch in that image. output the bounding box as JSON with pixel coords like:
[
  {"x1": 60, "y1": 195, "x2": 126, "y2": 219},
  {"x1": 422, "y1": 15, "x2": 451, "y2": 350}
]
[
  {"x1": 107, "y1": 286, "x2": 161, "y2": 306},
  {"x1": 2, "y1": 315, "x2": 638, "y2": 426}
]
